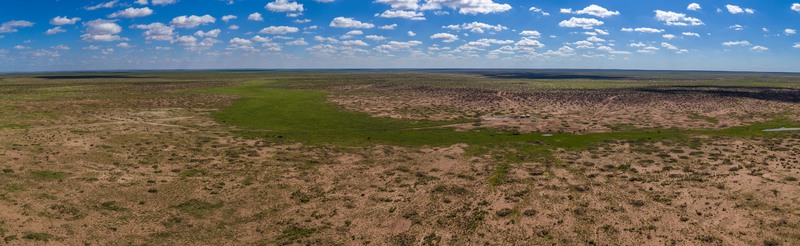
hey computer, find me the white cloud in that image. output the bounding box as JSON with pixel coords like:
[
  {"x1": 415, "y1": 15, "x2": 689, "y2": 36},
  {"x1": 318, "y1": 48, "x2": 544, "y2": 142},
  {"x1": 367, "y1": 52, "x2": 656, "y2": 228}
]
[
  {"x1": 376, "y1": 10, "x2": 425, "y2": 20},
  {"x1": 266, "y1": 0, "x2": 304, "y2": 13},
  {"x1": 558, "y1": 17, "x2": 603, "y2": 29},
  {"x1": 229, "y1": 25, "x2": 239, "y2": 30},
  {"x1": 444, "y1": 22, "x2": 507, "y2": 33},
  {"x1": 330, "y1": 17, "x2": 374, "y2": 28},
  {"x1": 421, "y1": 0, "x2": 512, "y2": 15},
  {"x1": 365, "y1": 35, "x2": 386, "y2": 41},
  {"x1": 682, "y1": 32, "x2": 700, "y2": 37},
  {"x1": 45, "y1": 27, "x2": 66, "y2": 35},
  {"x1": 50, "y1": 16, "x2": 81, "y2": 25},
  {"x1": 375, "y1": 0, "x2": 419, "y2": 10},
  {"x1": 794, "y1": 43, "x2": 800, "y2": 48},
  {"x1": 286, "y1": 38, "x2": 308, "y2": 45},
  {"x1": 730, "y1": 24, "x2": 744, "y2": 31},
  {"x1": 81, "y1": 19, "x2": 123, "y2": 42},
  {"x1": 430, "y1": 33, "x2": 459, "y2": 42},
  {"x1": 654, "y1": 10, "x2": 703, "y2": 26},
  {"x1": 726, "y1": 5, "x2": 754, "y2": 14},
  {"x1": 785, "y1": 29, "x2": 796, "y2": 35},
  {"x1": 136, "y1": 0, "x2": 148, "y2": 5},
  {"x1": 248, "y1": 13, "x2": 264, "y2": 21},
  {"x1": 171, "y1": 15, "x2": 216, "y2": 29},
  {"x1": 222, "y1": 15, "x2": 237, "y2": 22},
  {"x1": 374, "y1": 40, "x2": 422, "y2": 53},
  {"x1": 407, "y1": 31, "x2": 416, "y2": 36},
  {"x1": 661, "y1": 42, "x2": 678, "y2": 50},
  {"x1": 133, "y1": 22, "x2": 174, "y2": 41},
  {"x1": 528, "y1": 6, "x2": 549, "y2": 16},
  {"x1": 379, "y1": 24, "x2": 397, "y2": 30},
  {"x1": 662, "y1": 34, "x2": 676, "y2": 40},
  {"x1": 259, "y1": 26, "x2": 299, "y2": 35},
  {"x1": 151, "y1": 0, "x2": 179, "y2": 5},
  {"x1": 108, "y1": 7, "x2": 153, "y2": 18},
  {"x1": 0, "y1": 20, "x2": 35, "y2": 33},
  {"x1": 345, "y1": 30, "x2": 363, "y2": 36},
  {"x1": 515, "y1": 37, "x2": 545, "y2": 51},
  {"x1": 294, "y1": 19, "x2": 311, "y2": 23},
  {"x1": 85, "y1": 0, "x2": 118, "y2": 10},
  {"x1": 519, "y1": 30, "x2": 541, "y2": 38},
  {"x1": 623, "y1": 27, "x2": 664, "y2": 33},
  {"x1": 573, "y1": 4, "x2": 619, "y2": 18},
  {"x1": 629, "y1": 42, "x2": 647, "y2": 48},
  {"x1": 52, "y1": 44, "x2": 70, "y2": 50},
  {"x1": 722, "y1": 40, "x2": 751, "y2": 46},
  {"x1": 195, "y1": 29, "x2": 221, "y2": 38},
  {"x1": 117, "y1": 42, "x2": 131, "y2": 48},
  {"x1": 687, "y1": 3, "x2": 701, "y2": 11},
  {"x1": 793, "y1": 3, "x2": 800, "y2": 13},
  {"x1": 750, "y1": 46, "x2": 768, "y2": 52},
  {"x1": 342, "y1": 40, "x2": 369, "y2": 46}
]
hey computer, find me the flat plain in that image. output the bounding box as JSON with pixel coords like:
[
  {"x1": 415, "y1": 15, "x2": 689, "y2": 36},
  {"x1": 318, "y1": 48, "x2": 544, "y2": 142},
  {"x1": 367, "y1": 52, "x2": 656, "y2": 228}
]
[{"x1": 1, "y1": 70, "x2": 799, "y2": 245}]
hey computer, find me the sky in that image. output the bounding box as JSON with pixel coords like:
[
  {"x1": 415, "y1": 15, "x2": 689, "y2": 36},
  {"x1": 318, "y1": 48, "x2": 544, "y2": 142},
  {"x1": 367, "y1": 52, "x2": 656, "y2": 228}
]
[{"x1": 1, "y1": 0, "x2": 800, "y2": 72}]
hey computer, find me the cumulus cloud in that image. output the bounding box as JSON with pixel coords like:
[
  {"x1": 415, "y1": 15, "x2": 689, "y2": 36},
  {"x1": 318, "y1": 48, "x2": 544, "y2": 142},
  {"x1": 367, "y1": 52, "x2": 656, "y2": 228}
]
[
  {"x1": 420, "y1": 0, "x2": 512, "y2": 15},
  {"x1": 259, "y1": 26, "x2": 300, "y2": 34},
  {"x1": 286, "y1": 38, "x2": 308, "y2": 45},
  {"x1": 515, "y1": 37, "x2": 545, "y2": 51},
  {"x1": 380, "y1": 24, "x2": 397, "y2": 30},
  {"x1": 81, "y1": 19, "x2": 123, "y2": 42},
  {"x1": 687, "y1": 3, "x2": 701, "y2": 11},
  {"x1": 750, "y1": 46, "x2": 768, "y2": 52},
  {"x1": 171, "y1": 15, "x2": 215, "y2": 29},
  {"x1": 151, "y1": 0, "x2": 179, "y2": 5},
  {"x1": 365, "y1": 35, "x2": 386, "y2": 41},
  {"x1": 266, "y1": 0, "x2": 304, "y2": 13},
  {"x1": 133, "y1": 22, "x2": 174, "y2": 41},
  {"x1": 726, "y1": 5, "x2": 754, "y2": 14},
  {"x1": 330, "y1": 17, "x2": 374, "y2": 28},
  {"x1": 376, "y1": 10, "x2": 425, "y2": 20},
  {"x1": 374, "y1": 40, "x2": 422, "y2": 53},
  {"x1": 375, "y1": 0, "x2": 418, "y2": 10},
  {"x1": 407, "y1": 31, "x2": 416, "y2": 36},
  {"x1": 621, "y1": 27, "x2": 664, "y2": 33},
  {"x1": 654, "y1": 10, "x2": 703, "y2": 26},
  {"x1": 85, "y1": 0, "x2": 118, "y2": 10},
  {"x1": 682, "y1": 32, "x2": 700, "y2": 37},
  {"x1": 793, "y1": 3, "x2": 800, "y2": 13},
  {"x1": 572, "y1": 4, "x2": 620, "y2": 18},
  {"x1": 108, "y1": 7, "x2": 153, "y2": 18},
  {"x1": 51, "y1": 16, "x2": 81, "y2": 25},
  {"x1": 558, "y1": 17, "x2": 603, "y2": 29},
  {"x1": 444, "y1": 22, "x2": 507, "y2": 33},
  {"x1": 342, "y1": 40, "x2": 369, "y2": 46},
  {"x1": 661, "y1": 42, "x2": 678, "y2": 50},
  {"x1": 722, "y1": 40, "x2": 751, "y2": 46},
  {"x1": 785, "y1": 29, "x2": 796, "y2": 35},
  {"x1": 662, "y1": 34, "x2": 676, "y2": 40},
  {"x1": 519, "y1": 30, "x2": 541, "y2": 38},
  {"x1": 248, "y1": 13, "x2": 264, "y2": 21},
  {"x1": 195, "y1": 29, "x2": 221, "y2": 38},
  {"x1": 45, "y1": 27, "x2": 66, "y2": 35},
  {"x1": 222, "y1": 15, "x2": 237, "y2": 22},
  {"x1": 0, "y1": 20, "x2": 35, "y2": 33},
  {"x1": 430, "y1": 33, "x2": 459, "y2": 42},
  {"x1": 528, "y1": 6, "x2": 549, "y2": 16}
]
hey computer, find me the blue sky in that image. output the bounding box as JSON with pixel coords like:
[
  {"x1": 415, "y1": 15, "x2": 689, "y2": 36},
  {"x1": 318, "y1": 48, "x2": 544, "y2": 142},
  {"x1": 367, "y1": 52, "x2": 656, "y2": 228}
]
[{"x1": 1, "y1": 0, "x2": 800, "y2": 72}]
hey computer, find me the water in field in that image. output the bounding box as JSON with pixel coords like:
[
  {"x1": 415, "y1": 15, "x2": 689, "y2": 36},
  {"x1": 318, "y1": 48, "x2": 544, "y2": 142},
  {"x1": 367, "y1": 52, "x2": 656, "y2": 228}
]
[{"x1": 763, "y1": 127, "x2": 800, "y2": 132}]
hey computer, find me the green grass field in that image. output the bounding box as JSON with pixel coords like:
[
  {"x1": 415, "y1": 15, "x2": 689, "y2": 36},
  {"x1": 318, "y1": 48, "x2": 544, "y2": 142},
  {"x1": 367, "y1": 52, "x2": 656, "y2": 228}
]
[{"x1": 208, "y1": 79, "x2": 798, "y2": 149}]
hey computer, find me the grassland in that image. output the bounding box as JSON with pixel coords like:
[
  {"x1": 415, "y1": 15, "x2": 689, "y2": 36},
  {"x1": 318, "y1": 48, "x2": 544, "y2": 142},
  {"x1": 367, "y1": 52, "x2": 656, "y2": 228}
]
[{"x1": 0, "y1": 70, "x2": 799, "y2": 245}]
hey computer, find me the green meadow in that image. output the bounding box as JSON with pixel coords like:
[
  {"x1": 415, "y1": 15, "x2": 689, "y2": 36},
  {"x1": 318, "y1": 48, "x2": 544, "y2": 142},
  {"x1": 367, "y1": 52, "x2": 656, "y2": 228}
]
[{"x1": 207, "y1": 79, "x2": 798, "y2": 150}]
